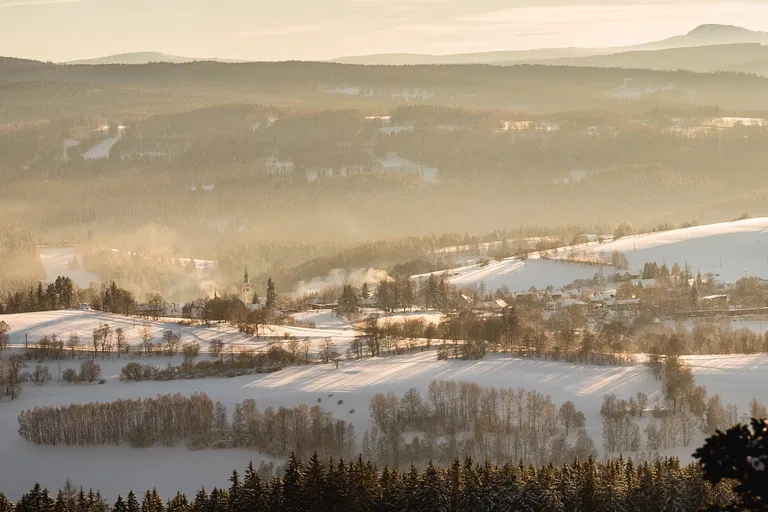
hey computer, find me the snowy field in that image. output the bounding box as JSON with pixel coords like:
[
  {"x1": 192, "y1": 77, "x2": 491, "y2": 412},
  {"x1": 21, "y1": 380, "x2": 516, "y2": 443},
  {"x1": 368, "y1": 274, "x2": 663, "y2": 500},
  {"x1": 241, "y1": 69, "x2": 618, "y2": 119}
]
[
  {"x1": 572, "y1": 217, "x2": 768, "y2": 283},
  {"x1": 1, "y1": 311, "x2": 768, "y2": 498},
  {"x1": 412, "y1": 258, "x2": 603, "y2": 292},
  {"x1": 1, "y1": 310, "x2": 358, "y2": 353},
  {"x1": 0, "y1": 340, "x2": 767, "y2": 500},
  {"x1": 417, "y1": 217, "x2": 768, "y2": 293},
  {"x1": 39, "y1": 247, "x2": 101, "y2": 288},
  {"x1": 663, "y1": 317, "x2": 768, "y2": 336},
  {"x1": 82, "y1": 133, "x2": 122, "y2": 160}
]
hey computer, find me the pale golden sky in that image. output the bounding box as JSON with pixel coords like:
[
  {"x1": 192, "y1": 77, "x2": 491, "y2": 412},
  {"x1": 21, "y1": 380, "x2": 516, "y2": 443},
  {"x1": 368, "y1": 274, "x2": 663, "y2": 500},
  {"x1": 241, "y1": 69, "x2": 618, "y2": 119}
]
[{"x1": 3, "y1": 0, "x2": 768, "y2": 62}]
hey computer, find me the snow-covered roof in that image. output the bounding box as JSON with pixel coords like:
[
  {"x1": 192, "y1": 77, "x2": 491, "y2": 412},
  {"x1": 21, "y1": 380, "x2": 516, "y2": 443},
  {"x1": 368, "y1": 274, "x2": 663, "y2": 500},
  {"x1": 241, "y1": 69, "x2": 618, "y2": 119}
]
[
  {"x1": 700, "y1": 294, "x2": 728, "y2": 301},
  {"x1": 604, "y1": 299, "x2": 641, "y2": 306},
  {"x1": 560, "y1": 298, "x2": 587, "y2": 307},
  {"x1": 591, "y1": 290, "x2": 617, "y2": 302},
  {"x1": 495, "y1": 298, "x2": 508, "y2": 308}
]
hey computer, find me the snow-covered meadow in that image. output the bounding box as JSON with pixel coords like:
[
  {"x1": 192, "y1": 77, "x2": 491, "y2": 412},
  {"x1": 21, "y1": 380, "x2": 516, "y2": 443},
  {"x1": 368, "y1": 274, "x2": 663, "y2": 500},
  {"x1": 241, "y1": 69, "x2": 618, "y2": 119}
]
[
  {"x1": 1, "y1": 309, "x2": 768, "y2": 500},
  {"x1": 412, "y1": 217, "x2": 768, "y2": 293},
  {"x1": 564, "y1": 217, "x2": 768, "y2": 283},
  {"x1": 39, "y1": 247, "x2": 101, "y2": 288},
  {"x1": 412, "y1": 258, "x2": 604, "y2": 292},
  {"x1": 7, "y1": 217, "x2": 768, "y2": 500},
  {"x1": 1, "y1": 310, "x2": 359, "y2": 354}
]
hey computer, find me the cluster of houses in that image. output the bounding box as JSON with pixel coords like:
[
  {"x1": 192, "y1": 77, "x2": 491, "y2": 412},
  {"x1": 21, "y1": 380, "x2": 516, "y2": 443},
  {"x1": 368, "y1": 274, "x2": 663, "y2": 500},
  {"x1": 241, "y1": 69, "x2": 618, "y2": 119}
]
[
  {"x1": 321, "y1": 85, "x2": 435, "y2": 101},
  {"x1": 264, "y1": 153, "x2": 440, "y2": 184}
]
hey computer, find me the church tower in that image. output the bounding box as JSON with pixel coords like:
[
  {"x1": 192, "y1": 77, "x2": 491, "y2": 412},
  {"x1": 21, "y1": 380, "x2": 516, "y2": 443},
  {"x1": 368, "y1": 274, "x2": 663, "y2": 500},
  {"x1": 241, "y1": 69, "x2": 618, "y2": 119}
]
[{"x1": 240, "y1": 267, "x2": 252, "y2": 304}]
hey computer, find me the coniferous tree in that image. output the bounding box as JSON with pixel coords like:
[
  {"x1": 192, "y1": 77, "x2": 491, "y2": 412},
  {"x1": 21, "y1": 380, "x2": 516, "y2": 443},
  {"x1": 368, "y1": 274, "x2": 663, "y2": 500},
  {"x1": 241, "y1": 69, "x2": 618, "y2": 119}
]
[
  {"x1": 126, "y1": 491, "x2": 140, "y2": 512},
  {"x1": 166, "y1": 493, "x2": 189, "y2": 512},
  {"x1": 282, "y1": 454, "x2": 305, "y2": 512},
  {"x1": 190, "y1": 489, "x2": 208, "y2": 512},
  {"x1": 242, "y1": 462, "x2": 266, "y2": 512},
  {"x1": 265, "y1": 279, "x2": 278, "y2": 314},
  {"x1": 397, "y1": 465, "x2": 421, "y2": 512},
  {"x1": 141, "y1": 489, "x2": 164, "y2": 512},
  {"x1": 53, "y1": 491, "x2": 67, "y2": 512},
  {"x1": 378, "y1": 467, "x2": 399, "y2": 512},
  {"x1": 412, "y1": 463, "x2": 448, "y2": 512},
  {"x1": 264, "y1": 478, "x2": 283, "y2": 511},
  {"x1": 445, "y1": 458, "x2": 461, "y2": 510},
  {"x1": 458, "y1": 458, "x2": 484, "y2": 511},
  {"x1": 226, "y1": 471, "x2": 245, "y2": 512},
  {"x1": 208, "y1": 488, "x2": 228, "y2": 512},
  {"x1": 302, "y1": 453, "x2": 325, "y2": 509},
  {"x1": 17, "y1": 484, "x2": 55, "y2": 512},
  {"x1": 360, "y1": 282, "x2": 371, "y2": 305}
]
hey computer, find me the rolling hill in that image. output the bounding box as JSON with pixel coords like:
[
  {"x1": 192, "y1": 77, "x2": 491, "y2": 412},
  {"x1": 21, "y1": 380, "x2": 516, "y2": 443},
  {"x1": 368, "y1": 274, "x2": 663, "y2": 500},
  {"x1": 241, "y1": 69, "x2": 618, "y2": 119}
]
[
  {"x1": 573, "y1": 217, "x2": 768, "y2": 284},
  {"x1": 65, "y1": 52, "x2": 247, "y2": 65},
  {"x1": 412, "y1": 217, "x2": 768, "y2": 293},
  {"x1": 331, "y1": 24, "x2": 768, "y2": 67},
  {"x1": 1, "y1": 307, "x2": 767, "y2": 499},
  {"x1": 520, "y1": 43, "x2": 768, "y2": 76}
]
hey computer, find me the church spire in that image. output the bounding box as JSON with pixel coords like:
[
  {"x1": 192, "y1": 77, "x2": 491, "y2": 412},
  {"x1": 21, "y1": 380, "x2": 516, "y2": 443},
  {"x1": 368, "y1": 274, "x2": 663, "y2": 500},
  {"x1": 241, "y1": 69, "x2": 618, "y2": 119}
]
[{"x1": 244, "y1": 267, "x2": 249, "y2": 284}]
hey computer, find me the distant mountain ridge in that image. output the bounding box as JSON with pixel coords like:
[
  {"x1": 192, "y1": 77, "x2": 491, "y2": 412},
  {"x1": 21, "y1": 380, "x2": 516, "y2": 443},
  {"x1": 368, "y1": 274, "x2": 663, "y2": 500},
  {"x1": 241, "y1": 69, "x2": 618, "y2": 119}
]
[
  {"x1": 65, "y1": 52, "x2": 248, "y2": 65},
  {"x1": 518, "y1": 43, "x2": 768, "y2": 76},
  {"x1": 331, "y1": 24, "x2": 768, "y2": 65}
]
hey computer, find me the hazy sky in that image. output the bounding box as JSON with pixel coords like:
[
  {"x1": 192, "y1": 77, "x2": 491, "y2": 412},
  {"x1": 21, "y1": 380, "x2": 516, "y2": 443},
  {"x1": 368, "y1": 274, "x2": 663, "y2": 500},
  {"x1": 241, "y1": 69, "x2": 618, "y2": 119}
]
[{"x1": 4, "y1": 0, "x2": 768, "y2": 61}]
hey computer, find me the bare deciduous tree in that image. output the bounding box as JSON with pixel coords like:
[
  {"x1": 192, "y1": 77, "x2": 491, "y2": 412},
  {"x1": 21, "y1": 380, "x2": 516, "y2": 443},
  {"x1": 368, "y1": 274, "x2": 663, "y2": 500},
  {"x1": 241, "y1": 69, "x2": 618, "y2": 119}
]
[
  {"x1": 66, "y1": 333, "x2": 80, "y2": 358},
  {"x1": 319, "y1": 338, "x2": 339, "y2": 364},
  {"x1": 162, "y1": 330, "x2": 182, "y2": 356},
  {"x1": 209, "y1": 339, "x2": 224, "y2": 357},
  {"x1": 139, "y1": 326, "x2": 154, "y2": 357},
  {"x1": 115, "y1": 327, "x2": 127, "y2": 357},
  {"x1": 79, "y1": 359, "x2": 101, "y2": 383},
  {"x1": 0, "y1": 320, "x2": 9, "y2": 351},
  {"x1": 557, "y1": 401, "x2": 585, "y2": 435}
]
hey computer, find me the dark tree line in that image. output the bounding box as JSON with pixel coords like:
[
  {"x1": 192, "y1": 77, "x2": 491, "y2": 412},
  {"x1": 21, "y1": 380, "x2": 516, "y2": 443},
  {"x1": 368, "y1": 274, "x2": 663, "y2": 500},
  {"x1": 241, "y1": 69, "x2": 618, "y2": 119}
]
[
  {"x1": 0, "y1": 452, "x2": 747, "y2": 512},
  {"x1": 2, "y1": 277, "x2": 76, "y2": 314}
]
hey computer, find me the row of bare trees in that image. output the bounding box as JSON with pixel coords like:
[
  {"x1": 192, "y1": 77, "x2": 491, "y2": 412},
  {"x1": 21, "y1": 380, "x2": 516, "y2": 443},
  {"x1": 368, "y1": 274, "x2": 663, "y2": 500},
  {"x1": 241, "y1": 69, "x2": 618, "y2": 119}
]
[
  {"x1": 19, "y1": 324, "x2": 190, "y2": 362},
  {"x1": 364, "y1": 380, "x2": 595, "y2": 468},
  {"x1": 18, "y1": 393, "x2": 215, "y2": 448},
  {"x1": 17, "y1": 392, "x2": 357, "y2": 461},
  {"x1": 0, "y1": 353, "x2": 25, "y2": 399},
  {"x1": 601, "y1": 356, "x2": 768, "y2": 456}
]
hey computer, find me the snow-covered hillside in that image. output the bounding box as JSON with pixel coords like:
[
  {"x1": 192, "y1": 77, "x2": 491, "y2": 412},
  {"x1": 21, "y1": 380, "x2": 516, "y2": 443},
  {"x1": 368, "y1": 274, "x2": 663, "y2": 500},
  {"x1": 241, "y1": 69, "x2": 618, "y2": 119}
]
[
  {"x1": 573, "y1": 217, "x2": 768, "y2": 282},
  {"x1": 416, "y1": 217, "x2": 768, "y2": 293},
  {"x1": 1, "y1": 310, "x2": 357, "y2": 352},
  {"x1": 39, "y1": 247, "x2": 101, "y2": 288},
  {"x1": 0, "y1": 343, "x2": 766, "y2": 500},
  {"x1": 82, "y1": 132, "x2": 123, "y2": 160},
  {"x1": 412, "y1": 258, "x2": 603, "y2": 292}
]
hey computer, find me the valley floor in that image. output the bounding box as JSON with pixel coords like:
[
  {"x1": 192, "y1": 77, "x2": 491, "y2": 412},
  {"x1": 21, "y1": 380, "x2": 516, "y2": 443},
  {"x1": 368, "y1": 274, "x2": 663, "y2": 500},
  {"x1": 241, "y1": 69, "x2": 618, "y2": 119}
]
[{"x1": 1, "y1": 309, "x2": 767, "y2": 500}]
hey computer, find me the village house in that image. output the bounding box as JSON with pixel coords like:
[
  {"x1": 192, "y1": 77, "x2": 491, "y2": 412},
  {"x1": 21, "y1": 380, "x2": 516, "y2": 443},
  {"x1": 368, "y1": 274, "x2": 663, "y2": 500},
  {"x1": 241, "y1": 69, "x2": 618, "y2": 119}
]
[
  {"x1": 478, "y1": 298, "x2": 509, "y2": 311},
  {"x1": 698, "y1": 294, "x2": 729, "y2": 310}
]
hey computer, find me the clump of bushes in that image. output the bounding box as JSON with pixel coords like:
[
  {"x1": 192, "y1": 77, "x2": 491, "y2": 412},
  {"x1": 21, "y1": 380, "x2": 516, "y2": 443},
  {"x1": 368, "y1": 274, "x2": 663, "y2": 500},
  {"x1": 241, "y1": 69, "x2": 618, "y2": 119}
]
[{"x1": 60, "y1": 360, "x2": 101, "y2": 384}]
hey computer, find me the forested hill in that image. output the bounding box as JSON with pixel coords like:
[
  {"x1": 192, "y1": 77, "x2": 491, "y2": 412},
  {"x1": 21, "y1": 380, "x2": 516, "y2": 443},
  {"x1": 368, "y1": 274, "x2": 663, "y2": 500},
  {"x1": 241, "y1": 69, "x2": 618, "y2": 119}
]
[
  {"x1": 3, "y1": 59, "x2": 765, "y2": 88},
  {"x1": 3, "y1": 59, "x2": 768, "y2": 120}
]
